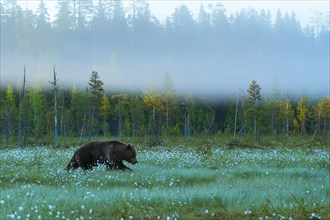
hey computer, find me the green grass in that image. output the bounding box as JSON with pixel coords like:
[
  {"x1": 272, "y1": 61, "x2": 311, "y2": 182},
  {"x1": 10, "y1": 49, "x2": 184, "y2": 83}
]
[{"x1": 0, "y1": 144, "x2": 329, "y2": 219}]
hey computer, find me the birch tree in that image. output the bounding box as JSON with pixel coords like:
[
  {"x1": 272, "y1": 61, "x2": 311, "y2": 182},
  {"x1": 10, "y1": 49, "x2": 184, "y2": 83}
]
[
  {"x1": 297, "y1": 95, "x2": 310, "y2": 135},
  {"x1": 69, "y1": 87, "x2": 83, "y2": 136},
  {"x1": 279, "y1": 94, "x2": 295, "y2": 137},
  {"x1": 270, "y1": 74, "x2": 280, "y2": 135},
  {"x1": 129, "y1": 95, "x2": 145, "y2": 136},
  {"x1": 161, "y1": 72, "x2": 175, "y2": 134},
  {"x1": 143, "y1": 85, "x2": 161, "y2": 136},
  {"x1": 30, "y1": 85, "x2": 46, "y2": 138},
  {"x1": 315, "y1": 96, "x2": 330, "y2": 140},
  {"x1": 111, "y1": 94, "x2": 128, "y2": 138},
  {"x1": 182, "y1": 93, "x2": 194, "y2": 138},
  {"x1": 100, "y1": 95, "x2": 110, "y2": 140},
  {"x1": 5, "y1": 85, "x2": 16, "y2": 138}
]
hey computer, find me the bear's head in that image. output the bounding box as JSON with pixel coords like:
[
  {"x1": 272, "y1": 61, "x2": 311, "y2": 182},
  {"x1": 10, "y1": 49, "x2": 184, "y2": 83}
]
[{"x1": 126, "y1": 144, "x2": 138, "y2": 164}]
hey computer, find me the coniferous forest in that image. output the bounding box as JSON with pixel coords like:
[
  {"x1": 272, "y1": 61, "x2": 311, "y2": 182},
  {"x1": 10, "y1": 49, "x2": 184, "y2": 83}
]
[{"x1": 1, "y1": 0, "x2": 329, "y2": 146}]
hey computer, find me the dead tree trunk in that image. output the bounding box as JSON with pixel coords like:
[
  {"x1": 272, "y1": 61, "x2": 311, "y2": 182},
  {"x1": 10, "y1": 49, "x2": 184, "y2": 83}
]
[
  {"x1": 49, "y1": 66, "x2": 59, "y2": 147},
  {"x1": 60, "y1": 91, "x2": 65, "y2": 136},
  {"x1": 79, "y1": 113, "x2": 86, "y2": 142},
  {"x1": 22, "y1": 65, "x2": 28, "y2": 146},
  {"x1": 17, "y1": 66, "x2": 26, "y2": 144},
  {"x1": 234, "y1": 93, "x2": 239, "y2": 138},
  {"x1": 88, "y1": 108, "x2": 95, "y2": 141},
  {"x1": 204, "y1": 109, "x2": 215, "y2": 137}
]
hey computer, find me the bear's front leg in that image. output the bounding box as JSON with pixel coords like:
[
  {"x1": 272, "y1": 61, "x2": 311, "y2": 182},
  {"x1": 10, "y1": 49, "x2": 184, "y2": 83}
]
[{"x1": 116, "y1": 161, "x2": 131, "y2": 170}]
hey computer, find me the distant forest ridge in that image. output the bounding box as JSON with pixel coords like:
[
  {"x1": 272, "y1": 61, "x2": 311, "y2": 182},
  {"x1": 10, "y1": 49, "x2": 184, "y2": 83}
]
[{"x1": 1, "y1": 0, "x2": 329, "y2": 97}]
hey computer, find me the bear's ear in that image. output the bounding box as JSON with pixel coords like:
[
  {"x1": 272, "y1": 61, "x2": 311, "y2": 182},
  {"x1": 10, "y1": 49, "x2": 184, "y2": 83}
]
[{"x1": 126, "y1": 144, "x2": 132, "y2": 149}]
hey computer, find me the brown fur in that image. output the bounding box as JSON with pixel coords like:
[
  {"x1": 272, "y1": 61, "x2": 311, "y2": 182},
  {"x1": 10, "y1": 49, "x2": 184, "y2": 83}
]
[{"x1": 65, "y1": 141, "x2": 137, "y2": 171}]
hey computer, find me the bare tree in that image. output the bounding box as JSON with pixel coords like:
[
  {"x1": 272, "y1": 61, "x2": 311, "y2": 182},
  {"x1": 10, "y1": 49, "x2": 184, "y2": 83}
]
[
  {"x1": 17, "y1": 65, "x2": 28, "y2": 146},
  {"x1": 234, "y1": 92, "x2": 239, "y2": 138},
  {"x1": 183, "y1": 93, "x2": 194, "y2": 138},
  {"x1": 49, "y1": 66, "x2": 59, "y2": 147},
  {"x1": 271, "y1": 74, "x2": 280, "y2": 135}
]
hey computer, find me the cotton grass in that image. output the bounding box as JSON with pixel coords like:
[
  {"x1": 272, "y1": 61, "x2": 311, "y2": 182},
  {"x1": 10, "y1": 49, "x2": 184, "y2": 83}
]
[{"x1": 0, "y1": 145, "x2": 329, "y2": 219}]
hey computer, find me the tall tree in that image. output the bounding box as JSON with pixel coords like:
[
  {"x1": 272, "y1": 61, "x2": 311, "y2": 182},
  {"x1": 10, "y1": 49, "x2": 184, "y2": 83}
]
[
  {"x1": 5, "y1": 85, "x2": 16, "y2": 138},
  {"x1": 73, "y1": 0, "x2": 93, "y2": 30},
  {"x1": 110, "y1": 0, "x2": 128, "y2": 49},
  {"x1": 20, "y1": 66, "x2": 28, "y2": 146},
  {"x1": 238, "y1": 91, "x2": 247, "y2": 136},
  {"x1": 69, "y1": 87, "x2": 83, "y2": 136},
  {"x1": 30, "y1": 85, "x2": 46, "y2": 138},
  {"x1": 0, "y1": 90, "x2": 5, "y2": 143},
  {"x1": 16, "y1": 6, "x2": 36, "y2": 58},
  {"x1": 1, "y1": 0, "x2": 23, "y2": 54},
  {"x1": 270, "y1": 74, "x2": 281, "y2": 135},
  {"x1": 88, "y1": 71, "x2": 104, "y2": 140},
  {"x1": 161, "y1": 72, "x2": 175, "y2": 134},
  {"x1": 79, "y1": 88, "x2": 89, "y2": 141},
  {"x1": 54, "y1": 0, "x2": 74, "y2": 32},
  {"x1": 93, "y1": 0, "x2": 108, "y2": 30},
  {"x1": 100, "y1": 94, "x2": 110, "y2": 139},
  {"x1": 111, "y1": 94, "x2": 128, "y2": 138},
  {"x1": 182, "y1": 93, "x2": 194, "y2": 138},
  {"x1": 36, "y1": 0, "x2": 51, "y2": 62},
  {"x1": 297, "y1": 95, "x2": 310, "y2": 135},
  {"x1": 143, "y1": 85, "x2": 161, "y2": 136},
  {"x1": 247, "y1": 80, "x2": 261, "y2": 141},
  {"x1": 279, "y1": 94, "x2": 295, "y2": 137},
  {"x1": 129, "y1": 95, "x2": 145, "y2": 136},
  {"x1": 315, "y1": 97, "x2": 330, "y2": 140},
  {"x1": 210, "y1": 2, "x2": 229, "y2": 35},
  {"x1": 169, "y1": 4, "x2": 195, "y2": 54},
  {"x1": 49, "y1": 67, "x2": 59, "y2": 146}
]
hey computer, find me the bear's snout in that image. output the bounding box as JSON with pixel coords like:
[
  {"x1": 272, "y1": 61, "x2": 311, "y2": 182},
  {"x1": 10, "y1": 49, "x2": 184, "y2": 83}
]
[{"x1": 131, "y1": 159, "x2": 138, "y2": 164}]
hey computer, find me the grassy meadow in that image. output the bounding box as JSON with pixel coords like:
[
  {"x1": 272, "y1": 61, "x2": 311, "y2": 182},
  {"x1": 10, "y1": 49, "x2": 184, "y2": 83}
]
[{"x1": 0, "y1": 139, "x2": 329, "y2": 219}]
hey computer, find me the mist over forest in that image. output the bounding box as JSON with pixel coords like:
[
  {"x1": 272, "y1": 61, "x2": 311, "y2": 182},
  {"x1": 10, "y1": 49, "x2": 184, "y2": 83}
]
[{"x1": 1, "y1": 0, "x2": 329, "y2": 98}]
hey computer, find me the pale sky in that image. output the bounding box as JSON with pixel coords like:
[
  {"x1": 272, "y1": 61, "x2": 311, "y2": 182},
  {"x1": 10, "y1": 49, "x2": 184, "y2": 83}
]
[{"x1": 15, "y1": 0, "x2": 330, "y2": 28}]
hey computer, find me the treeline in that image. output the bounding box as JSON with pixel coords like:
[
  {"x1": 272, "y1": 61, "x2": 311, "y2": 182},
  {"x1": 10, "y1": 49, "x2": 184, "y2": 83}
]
[
  {"x1": 1, "y1": 0, "x2": 329, "y2": 92},
  {"x1": 1, "y1": 70, "x2": 329, "y2": 146}
]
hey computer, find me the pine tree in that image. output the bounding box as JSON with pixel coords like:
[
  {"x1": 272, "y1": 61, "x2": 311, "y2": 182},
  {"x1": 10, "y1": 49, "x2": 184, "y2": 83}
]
[
  {"x1": 247, "y1": 80, "x2": 261, "y2": 142},
  {"x1": 36, "y1": 0, "x2": 51, "y2": 61},
  {"x1": 54, "y1": 0, "x2": 74, "y2": 32},
  {"x1": 88, "y1": 71, "x2": 104, "y2": 140}
]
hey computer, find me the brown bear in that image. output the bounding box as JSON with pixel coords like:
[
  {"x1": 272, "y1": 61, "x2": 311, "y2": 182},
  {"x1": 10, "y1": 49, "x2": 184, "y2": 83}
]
[{"x1": 65, "y1": 140, "x2": 137, "y2": 171}]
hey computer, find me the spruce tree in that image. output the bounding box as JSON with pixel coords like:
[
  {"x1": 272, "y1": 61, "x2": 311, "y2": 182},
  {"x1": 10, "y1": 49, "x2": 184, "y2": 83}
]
[
  {"x1": 88, "y1": 71, "x2": 104, "y2": 140},
  {"x1": 248, "y1": 80, "x2": 261, "y2": 142}
]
